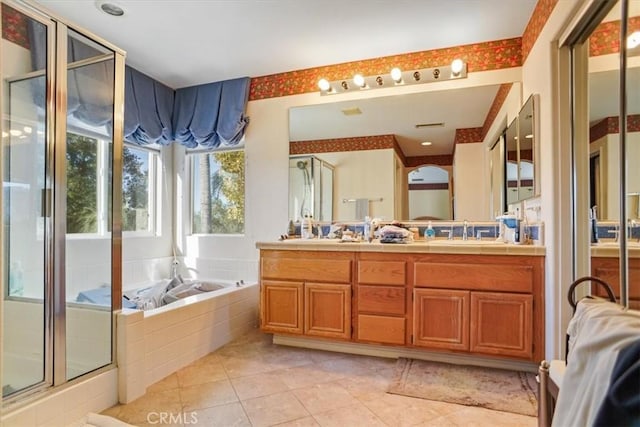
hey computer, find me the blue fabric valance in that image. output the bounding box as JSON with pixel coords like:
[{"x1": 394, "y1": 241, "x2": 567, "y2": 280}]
[
  {"x1": 172, "y1": 77, "x2": 250, "y2": 149},
  {"x1": 124, "y1": 66, "x2": 174, "y2": 146}
]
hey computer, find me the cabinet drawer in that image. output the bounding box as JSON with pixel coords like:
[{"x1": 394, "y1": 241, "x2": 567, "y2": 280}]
[
  {"x1": 262, "y1": 257, "x2": 351, "y2": 283},
  {"x1": 357, "y1": 285, "x2": 405, "y2": 315},
  {"x1": 414, "y1": 262, "x2": 533, "y2": 293},
  {"x1": 357, "y1": 315, "x2": 405, "y2": 345},
  {"x1": 358, "y1": 260, "x2": 406, "y2": 285}
]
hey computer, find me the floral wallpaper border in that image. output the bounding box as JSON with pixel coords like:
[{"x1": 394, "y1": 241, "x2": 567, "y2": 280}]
[
  {"x1": 590, "y1": 114, "x2": 640, "y2": 143},
  {"x1": 289, "y1": 134, "x2": 396, "y2": 155},
  {"x1": 2, "y1": 4, "x2": 30, "y2": 50},
  {"x1": 482, "y1": 83, "x2": 513, "y2": 140}
]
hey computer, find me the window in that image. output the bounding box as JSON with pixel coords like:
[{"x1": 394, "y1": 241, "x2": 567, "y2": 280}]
[
  {"x1": 123, "y1": 144, "x2": 157, "y2": 233},
  {"x1": 65, "y1": 131, "x2": 158, "y2": 236},
  {"x1": 191, "y1": 150, "x2": 245, "y2": 234}
]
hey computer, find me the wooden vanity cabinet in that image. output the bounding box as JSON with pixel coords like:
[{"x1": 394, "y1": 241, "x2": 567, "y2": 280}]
[
  {"x1": 355, "y1": 255, "x2": 407, "y2": 345},
  {"x1": 413, "y1": 288, "x2": 469, "y2": 350},
  {"x1": 591, "y1": 256, "x2": 640, "y2": 309},
  {"x1": 260, "y1": 250, "x2": 353, "y2": 340},
  {"x1": 413, "y1": 254, "x2": 544, "y2": 362}
]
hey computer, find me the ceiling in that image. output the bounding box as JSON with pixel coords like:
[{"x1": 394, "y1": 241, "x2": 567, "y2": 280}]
[{"x1": 33, "y1": 0, "x2": 537, "y2": 89}]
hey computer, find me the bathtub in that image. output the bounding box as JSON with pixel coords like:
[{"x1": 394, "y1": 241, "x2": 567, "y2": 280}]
[{"x1": 116, "y1": 279, "x2": 259, "y2": 403}]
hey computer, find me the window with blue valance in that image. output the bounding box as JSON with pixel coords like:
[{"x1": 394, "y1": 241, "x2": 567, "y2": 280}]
[
  {"x1": 172, "y1": 77, "x2": 250, "y2": 149},
  {"x1": 124, "y1": 66, "x2": 174, "y2": 146}
]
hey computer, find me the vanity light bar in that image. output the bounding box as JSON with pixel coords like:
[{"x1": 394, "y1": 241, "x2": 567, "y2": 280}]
[{"x1": 318, "y1": 60, "x2": 467, "y2": 96}]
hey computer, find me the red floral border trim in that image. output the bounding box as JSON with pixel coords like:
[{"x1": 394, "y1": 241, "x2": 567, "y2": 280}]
[
  {"x1": 2, "y1": 4, "x2": 30, "y2": 50},
  {"x1": 590, "y1": 114, "x2": 640, "y2": 142},
  {"x1": 590, "y1": 17, "x2": 640, "y2": 57},
  {"x1": 289, "y1": 134, "x2": 396, "y2": 155},
  {"x1": 249, "y1": 38, "x2": 522, "y2": 101},
  {"x1": 522, "y1": 0, "x2": 559, "y2": 61},
  {"x1": 406, "y1": 155, "x2": 453, "y2": 167},
  {"x1": 454, "y1": 127, "x2": 484, "y2": 145},
  {"x1": 482, "y1": 83, "x2": 513, "y2": 140}
]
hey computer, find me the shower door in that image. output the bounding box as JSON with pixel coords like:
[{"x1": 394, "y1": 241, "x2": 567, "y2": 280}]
[
  {"x1": 1, "y1": 0, "x2": 124, "y2": 399},
  {"x1": 1, "y1": 2, "x2": 53, "y2": 397}
]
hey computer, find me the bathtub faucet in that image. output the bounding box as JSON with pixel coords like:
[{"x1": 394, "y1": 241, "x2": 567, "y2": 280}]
[{"x1": 171, "y1": 259, "x2": 183, "y2": 283}]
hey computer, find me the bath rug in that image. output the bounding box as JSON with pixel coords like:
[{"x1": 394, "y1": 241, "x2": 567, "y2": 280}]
[
  {"x1": 387, "y1": 358, "x2": 538, "y2": 416},
  {"x1": 85, "y1": 413, "x2": 136, "y2": 427}
]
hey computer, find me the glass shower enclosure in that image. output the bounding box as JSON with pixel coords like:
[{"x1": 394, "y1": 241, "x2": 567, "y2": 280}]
[
  {"x1": 288, "y1": 155, "x2": 334, "y2": 223},
  {"x1": 1, "y1": 0, "x2": 124, "y2": 401}
]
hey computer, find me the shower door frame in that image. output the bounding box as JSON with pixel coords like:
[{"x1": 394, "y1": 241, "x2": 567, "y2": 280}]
[{"x1": 1, "y1": 0, "x2": 125, "y2": 404}]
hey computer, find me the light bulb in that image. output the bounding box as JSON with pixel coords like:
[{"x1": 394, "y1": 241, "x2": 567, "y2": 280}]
[
  {"x1": 9, "y1": 129, "x2": 22, "y2": 136},
  {"x1": 421, "y1": 141, "x2": 432, "y2": 146},
  {"x1": 628, "y1": 31, "x2": 640, "y2": 49},
  {"x1": 390, "y1": 67, "x2": 403, "y2": 83},
  {"x1": 318, "y1": 78, "x2": 331, "y2": 92},
  {"x1": 23, "y1": 126, "x2": 32, "y2": 134},
  {"x1": 451, "y1": 59, "x2": 464, "y2": 76},
  {"x1": 353, "y1": 74, "x2": 366, "y2": 88}
]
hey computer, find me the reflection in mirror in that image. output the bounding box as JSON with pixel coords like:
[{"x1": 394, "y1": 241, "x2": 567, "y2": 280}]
[
  {"x1": 288, "y1": 84, "x2": 509, "y2": 221},
  {"x1": 288, "y1": 155, "x2": 334, "y2": 222},
  {"x1": 518, "y1": 95, "x2": 536, "y2": 200},
  {"x1": 505, "y1": 118, "x2": 519, "y2": 205},
  {"x1": 490, "y1": 135, "x2": 505, "y2": 217},
  {"x1": 408, "y1": 166, "x2": 452, "y2": 220}
]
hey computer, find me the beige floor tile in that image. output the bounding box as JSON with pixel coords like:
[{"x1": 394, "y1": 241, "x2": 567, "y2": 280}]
[
  {"x1": 180, "y1": 378, "x2": 238, "y2": 411},
  {"x1": 190, "y1": 402, "x2": 251, "y2": 427},
  {"x1": 423, "y1": 405, "x2": 538, "y2": 427},
  {"x1": 221, "y1": 355, "x2": 280, "y2": 378},
  {"x1": 305, "y1": 349, "x2": 350, "y2": 364},
  {"x1": 231, "y1": 370, "x2": 290, "y2": 400},
  {"x1": 277, "y1": 364, "x2": 345, "y2": 390},
  {"x1": 335, "y1": 372, "x2": 391, "y2": 399},
  {"x1": 241, "y1": 390, "x2": 310, "y2": 427},
  {"x1": 292, "y1": 382, "x2": 359, "y2": 415},
  {"x1": 273, "y1": 416, "x2": 321, "y2": 426},
  {"x1": 312, "y1": 402, "x2": 387, "y2": 427},
  {"x1": 103, "y1": 389, "x2": 183, "y2": 426},
  {"x1": 147, "y1": 372, "x2": 180, "y2": 393},
  {"x1": 361, "y1": 392, "x2": 460, "y2": 427},
  {"x1": 176, "y1": 359, "x2": 228, "y2": 387}
]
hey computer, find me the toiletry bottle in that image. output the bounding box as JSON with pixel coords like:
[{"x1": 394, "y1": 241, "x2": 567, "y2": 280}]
[
  {"x1": 425, "y1": 221, "x2": 435, "y2": 240},
  {"x1": 363, "y1": 216, "x2": 371, "y2": 242},
  {"x1": 590, "y1": 206, "x2": 599, "y2": 244}
]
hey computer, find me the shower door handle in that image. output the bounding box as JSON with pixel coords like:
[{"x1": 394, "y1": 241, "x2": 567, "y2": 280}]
[{"x1": 41, "y1": 188, "x2": 51, "y2": 218}]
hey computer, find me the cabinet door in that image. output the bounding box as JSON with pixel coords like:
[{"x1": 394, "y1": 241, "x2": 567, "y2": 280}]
[
  {"x1": 470, "y1": 292, "x2": 533, "y2": 359},
  {"x1": 413, "y1": 289, "x2": 469, "y2": 351},
  {"x1": 304, "y1": 282, "x2": 352, "y2": 340},
  {"x1": 261, "y1": 280, "x2": 304, "y2": 334}
]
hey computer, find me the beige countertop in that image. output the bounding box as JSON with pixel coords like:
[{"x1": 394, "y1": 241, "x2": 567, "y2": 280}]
[
  {"x1": 256, "y1": 238, "x2": 546, "y2": 256},
  {"x1": 591, "y1": 243, "x2": 640, "y2": 258}
]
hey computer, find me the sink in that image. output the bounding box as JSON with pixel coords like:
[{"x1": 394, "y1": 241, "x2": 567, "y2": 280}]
[{"x1": 425, "y1": 239, "x2": 506, "y2": 245}]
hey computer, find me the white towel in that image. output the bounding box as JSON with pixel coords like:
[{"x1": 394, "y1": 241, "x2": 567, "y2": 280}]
[{"x1": 355, "y1": 198, "x2": 369, "y2": 219}]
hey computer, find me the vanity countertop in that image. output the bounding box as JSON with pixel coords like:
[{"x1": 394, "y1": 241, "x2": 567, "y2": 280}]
[
  {"x1": 591, "y1": 243, "x2": 640, "y2": 258},
  {"x1": 256, "y1": 239, "x2": 546, "y2": 256}
]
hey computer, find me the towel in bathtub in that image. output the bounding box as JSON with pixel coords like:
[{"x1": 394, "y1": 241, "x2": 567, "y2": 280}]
[{"x1": 552, "y1": 299, "x2": 640, "y2": 427}]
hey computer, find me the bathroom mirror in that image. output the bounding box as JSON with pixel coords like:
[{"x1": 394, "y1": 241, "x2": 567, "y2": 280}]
[
  {"x1": 288, "y1": 83, "x2": 512, "y2": 222},
  {"x1": 505, "y1": 117, "x2": 519, "y2": 205},
  {"x1": 518, "y1": 95, "x2": 536, "y2": 200},
  {"x1": 588, "y1": 66, "x2": 640, "y2": 221}
]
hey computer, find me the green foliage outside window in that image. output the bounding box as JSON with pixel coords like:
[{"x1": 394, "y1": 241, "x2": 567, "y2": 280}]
[
  {"x1": 193, "y1": 150, "x2": 245, "y2": 234},
  {"x1": 66, "y1": 133, "x2": 98, "y2": 233}
]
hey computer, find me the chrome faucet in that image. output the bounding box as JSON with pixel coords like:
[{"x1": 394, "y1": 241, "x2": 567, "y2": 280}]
[
  {"x1": 462, "y1": 220, "x2": 469, "y2": 241},
  {"x1": 630, "y1": 219, "x2": 640, "y2": 243}
]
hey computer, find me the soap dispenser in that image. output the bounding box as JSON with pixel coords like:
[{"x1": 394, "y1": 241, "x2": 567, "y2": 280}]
[{"x1": 425, "y1": 221, "x2": 435, "y2": 240}]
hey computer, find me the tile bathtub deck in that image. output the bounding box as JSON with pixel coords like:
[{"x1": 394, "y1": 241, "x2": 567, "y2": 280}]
[{"x1": 102, "y1": 329, "x2": 537, "y2": 427}]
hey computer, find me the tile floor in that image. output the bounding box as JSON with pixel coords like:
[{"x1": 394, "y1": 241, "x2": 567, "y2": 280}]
[{"x1": 103, "y1": 329, "x2": 537, "y2": 426}]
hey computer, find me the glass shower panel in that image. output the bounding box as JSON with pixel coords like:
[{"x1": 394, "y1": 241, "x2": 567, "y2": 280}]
[
  {"x1": 64, "y1": 29, "x2": 114, "y2": 380},
  {"x1": 1, "y1": 5, "x2": 49, "y2": 397}
]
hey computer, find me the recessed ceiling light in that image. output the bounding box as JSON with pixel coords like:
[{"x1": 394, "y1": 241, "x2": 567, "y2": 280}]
[
  {"x1": 96, "y1": 1, "x2": 125, "y2": 17},
  {"x1": 421, "y1": 141, "x2": 432, "y2": 146}
]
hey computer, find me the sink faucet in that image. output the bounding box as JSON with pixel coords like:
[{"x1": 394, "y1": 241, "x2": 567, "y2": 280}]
[
  {"x1": 462, "y1": 220, "x2": 469, "y2": 241},
  {"x1": 630, "y1": 219, "x2": 640, "y2": 243}
]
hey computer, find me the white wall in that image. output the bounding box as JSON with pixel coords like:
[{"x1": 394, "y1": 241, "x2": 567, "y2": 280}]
[
  {"x1": 180, "y1": 68, "x2": 522, "y2": 282},
  {"x1": 409, "y1": 189, "x2": 451, "y2": 220},
  {"x1": 454, "y1": 143, "x2": 488, "y2": 220},
  {"x1": 317, "y1": 149, "x2": 396, "y2": 221}
]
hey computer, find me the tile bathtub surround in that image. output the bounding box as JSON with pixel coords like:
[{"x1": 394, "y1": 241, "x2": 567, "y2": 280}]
[
  {"x1": 102, "y1": 328, "x2": 537, "y2": 427},
  {"x1": 117, "y1": 283, "x2": 259, "y2": 404}
]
